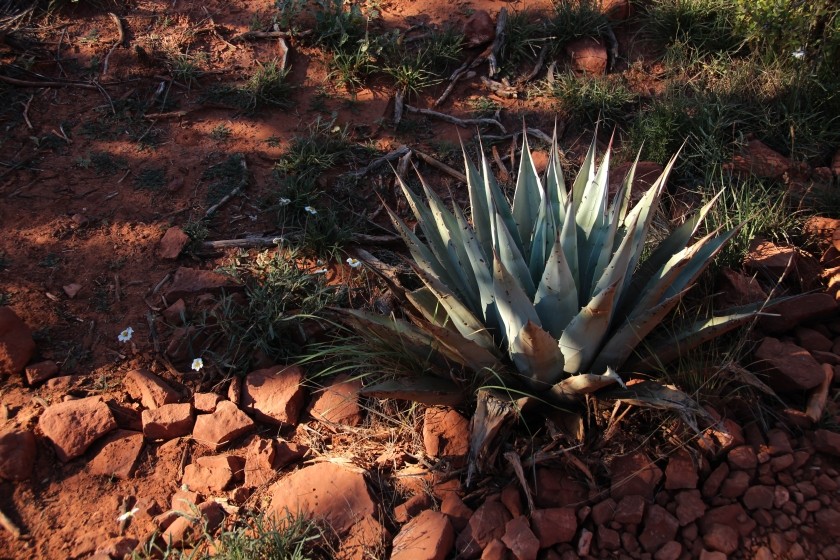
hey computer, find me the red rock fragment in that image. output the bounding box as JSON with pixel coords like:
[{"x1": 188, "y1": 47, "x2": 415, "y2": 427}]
[
  {"x1": 39, "y1": 396, "x2": 117, "y2": 461},
  {"x1": 814, "y1": 429, "x2": 840, "y2": 456},
  {"x1": 0, "y1": 306, "x2": 35, "y2": 376},
  {"x1": 441, "y1": 492, "x2": 473, "y2": 532},
  {"x1": 675, "y1": 490, "x2": 706, "y2": 526},
  {"x1": 241, "y1": 365, "x2": 306, "y2": 426},
  {"x1": 502, "y1": 516, "x2": 539, "y2": 560},
  {"x1": 337, "y1": 515, "x2": 390, "y2": 560},
  {"x1": 702, "y1": 523, "x2": 739, "y2": 555},
  {"x1": 423, "y1": 407, "x2": 469, "y2": 467},
  {"x1": 87, "y1": 429, "x2": 144, "y2": 479},
  {"x1": 530, "y1": 508, "x2": 577, "y2": 548},
  {"x1": 614, "y1": 494, "x2": 646, "y2": 524},
  {"x1": 161, "y1": 500, "x2": 225, "y2": 548},
  {"x1": 164, "y1": 267, "x2": 241, "y2": 301},
  {"x1": 157, "y1": 227, "x2": 190, "y2": 259},
  {"x1": 394, "y1": 493, "x2": 432, "y2": 524},
  {"x1": 609, "y1": 452, "x2": 662, "y2": 500},
  {"x1": 25, "y1": 360, "x2": 59, "y2": 385},
  {"x1": 664, "y1": 449, "x2": 698, "y2": 490},
  {"x1": 639, "y1": 505, "x2": 679, "y2": 553},
  {"x1": 309, "y1": 374, "x2": 363, "y2": 427},
  {"x1": 182, "y1": 454, "x2": 243, "y2": 494},
  {"x1": 123, "y1": 368, "x2": 180, "y2": 409},
  {"x1": 268, "y1": 463, "x2": 376, "y2": 535},
  {"x1": 391, "y1": 509, "x2": 453, "y2": 560},
  {"x1": 0, "y1": 429, "x2": 36, "y2": 480},
  {"x1": 141, "y1": 403, "x2": 194, "y2": 441},
  {"x1": 455, "y1": 501, "x2": 511, "y2": 559},
  {"x1": 462, "y1": 10, "x2": 494, "y2": 48},
  {"x1": 192, "y1": 400, "x2": 254, "y2": 450},
  {"x1": 753, "y1": 337, "x2": 825, "y2": 391},
  {"x1": 565, "y1": 37, "x2": 607, "y2": 74}
]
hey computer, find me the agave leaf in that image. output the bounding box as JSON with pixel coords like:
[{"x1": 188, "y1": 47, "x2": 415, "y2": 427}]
[
  {"x1": 571, "y1": 134, "x2": 597, "y2": 211},
  {"x1": 559, "y1": 199, "x2": 580, "y2": 289},
  {"x1": 417, "y1": 317, "x2": 503, "y2": 370},
  {"x1": 614, "y1": 149, "x2": 641, "y2": 225},
  {"x1": 661, "y1": 227, "x2": 740, "y2": 301},
  {"x1": 495, "y1": 208, "x2": 537, "y2": 298},
  {"x1": 483, "y1": 152, "x2": 524, "y2": 255},
  {"x1": 621, "y1": 181, "x2": 720, "y2": 311},
  {"x1": 453, "y1": 204, "x2": 497, "y2": 326},
  {"x1": 510, "y1": 320, "x2": 565, "y2": 386},
  {"x1": 546, "y1": 124, "x2": 568, "y2": 224},
  {"x1": 534, "y1": 232, "x2": 579, "y2": 339},
  {"x1": 405, "y1": 287, "x2": 450, "y2": 328},
  {"x1": 409, "y1": 261, "x2": 498, "y2": 352},
  {"x1": 464, "y1": 139, "x2": 493, "y2": 256},
  {"x1": 596, "y1": 380, "x2": 710, "y2": 432},
  {"x1": 395, "y1": 175, "x2": 453, "y2": 278},
  {"x1": 549, "y1": 367, "x2": 624, "y2": 402},
  {"x1": 590, "y1": 208, "x2": 641, "y2": 304},
  {"x1": 512, "y1": 132, "x2": 542, "y2": 253},
  {"x1": 589, "y1": 289, "x2": 689, "y2": 374},
  {"x1": 493, "y1": 249, "x2": 542, "y2": 350},
  {"x1": 382, "y1": 203, "x2": 458, "y2": 292},
  {"x1": 416, "y1": 169, "x2": 481, "y2": 312},
  {"x1": 529, "y1": 192, "x2": 556, "y2": 286},
  {"x1": 559, "y1": 281, "x2": 620, "y2": 374},
  {"x1": 362, "y1": 376, "x2": 464, "y2": 406},
  {"x1": 628, "y1": 310, "x2": 760, "y2": 370}
]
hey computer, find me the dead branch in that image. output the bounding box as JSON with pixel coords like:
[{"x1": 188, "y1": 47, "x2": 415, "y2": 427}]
[
  {"x1": 144, "y1": 110, "x2": 188, "y2": 120},
  {"x1": 504, "y1": 451, "x2": 536, "y2": 513},
  {"x1": 546, "y1": 61, "x2": 557, "y2": 85},
  {"x1": 201, "y1": 232, "x2": 400, "y2": 252},
  {"x1": 522, "y1": 45, "x2": 548, "y2": 83},
  {"x1": 393, "y1": 89, "x2": 405, "y2": 125},
  {"x1": 102, "y1": 13, "x2": 126, "y2": 77},
  {"x1": 487, "y1": 8, "x2": 508, "y2": 77},
  {"x1": 602, "y1": 26, "x2": 619, "y2": 73},
  {"x1": 0, "y1": 507, "x2": 22, "y2": 539},
  {"x1": 404, "y1": 104, "x2": 506, "y2": 133},
  {"x1": 277, "y1": 37, "x2": 289, "y2": 71},
  {"x1": 480, "y1": 76, "x2": 518, "y2": 98},
  {"x1": 20, "y1": 94, "x2": 33, "y2": 129},
  {"x1": 413, "y1": 150, "x2": 467, "y2": 183},
  {"x1": 806, "y1": 364, "x2": 834, "y2": 422},
  {"x1": 491, "y1": 145, "x2": 510, "y2": 181},
  {"x1": 230, "y1": 29, "x2": 310, "y2": 42},
  {"x1": 347, "y1": 145, "x2": 410, "y2": 178},
  {"x1": 204, "y1": 154, "x2": 248, "y2": 219},
  {"x1": 0, "y1": 74, "x2": 101, "y2": 89},
  {"x1": 434, "y1": 69, "x2": 475, "y2": 107}
]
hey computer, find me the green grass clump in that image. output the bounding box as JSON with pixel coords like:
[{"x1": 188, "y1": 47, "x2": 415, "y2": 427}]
[
  {"x1": 203, "y1": 154, "x2": 247, "y2": 206},
  {"x1": 547, "y1": 0, "x2": 610, "y2": 53},
  {"x1": 549, "y1": 73, "x2": 637, "y2": 127},
  {"x1": 203, "y1": 59, "x2": 294, "y2": 112},
  {"x1": 643, "y1": 0, "x2": 745, "y2": 60}
]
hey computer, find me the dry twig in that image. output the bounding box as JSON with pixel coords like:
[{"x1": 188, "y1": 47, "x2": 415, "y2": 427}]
[
  {"x1": 230, "y1": 29, "x2": 310, "y2": 42},
  {"x1": 204, "y1": 155, "x2": 248, "y2": 219},
  {"x1": 0, "y1": 507, "x2": 22, "y2": 539},
  {"x1": 404, "y1": 104, "x2": 506, "y2": 133},
  {"x1": 102, "y1": 12, "x2": 126, "y2": 77},
  {"x1": 413, "y1": 150, "x2": 467, "y2": 183},
  {"x1": 347, "y1": 145, "x2": 410, "y2": 178},
  {"x1": 487, "y1": 8, "x2": 508, "y2": 77}
]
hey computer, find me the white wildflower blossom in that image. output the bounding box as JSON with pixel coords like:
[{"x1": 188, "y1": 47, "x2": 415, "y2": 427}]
[
  {"x1": 313, "y1": 268, "x2": 329, "y2": 274},
  {"x1": 118, "y1": 326, "x2": 134, "y2": 343},
  {"x1": 346, "y1": 257, "x2": 362, "y2": 268},
  {"x1": 117, "y1": 507, "x2": 139, "y2": 523},
  {"x1": 277, "y1": 197, "x2": 291, "y2": 206},
  {"x1": 304, "y1": 206, "x2": 318, "y2": 215},
  {"x1": 191, "y1": 358, "x2": 204, "y2": 371},
  {"x1": 792, "y1": 48, "x2": 806, "y2": 60}
]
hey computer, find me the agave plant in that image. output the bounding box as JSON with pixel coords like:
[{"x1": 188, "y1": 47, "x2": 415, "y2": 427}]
[{"x1": 342, "y1": 129, "x2": 760, "y2": 408}]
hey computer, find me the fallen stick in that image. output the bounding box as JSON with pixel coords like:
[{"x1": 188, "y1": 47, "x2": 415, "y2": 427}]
[
  {"x1": 480, "y1": 76, "x2": 518, "y2": 99},
  {"x1": 347, "y1": 145, "x2": 410, "y2": 178},
  {"x1": 201, "y1": 232, "x2": 401, "y2": 251},
  {"x1": 0, "y1": 507, "x2": 22, "y2": 539},
  {"x1": 404, "y1": 104, "x2": 506, "y2": 134},
  {"x1": 504, "y1": 451, "x2": 536, "y2": 514},
  {"x1": 434, "y1": 70, "x2": 475, "y2": 107},
  {"x1": 413, "y1": 150, "x2": 468, "y2": 183},
  {"x1": 487, "y1": 8, "x2": 508, "y2": 77},
  {"x1": 144, "y1": 110, "x2": 188, "y2": 120},
  {"x1": 522, "y1": 45, "x2": 548, "y2": 83},
  {"x1": 277, "y1": 36, "x2": 289, "y2": 71},
  {"x1": 806, "y1": 364, "x2": 834, "y2": 422},
  {"x1": 230, "y1": 29, "x2": 310, "y2": 42},
  {"x1": 491, "y1": 145, "x2": 510, "y2": 181},
  {"x1": 20, "y1": 94, "x2": 33, "y2": 129},
  {"x1": 204, "y1": 154, "x2": 248, "y2": 219},
  {"x1": 602, "y1": 26, "x2": 619, "y2": 73},
  {"x1": 393, "y1": 89, "x2": 405, "y2": 125},
  {"x1": 102, "y1": 12, "x2": 126, "y2": 77},
  {"x1": 0, "y1": 74, "x2": 101, "y2": 90}
]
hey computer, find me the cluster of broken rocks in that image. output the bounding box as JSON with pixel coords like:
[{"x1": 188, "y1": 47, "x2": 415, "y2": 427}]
[{"x1": 1, "y1": 216, "x2": 840, "y2": 558}]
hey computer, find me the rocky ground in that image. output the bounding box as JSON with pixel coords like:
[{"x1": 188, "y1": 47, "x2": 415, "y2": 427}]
[{"x1": 1, "y1": 0, "x2": 840, "y2": 558}]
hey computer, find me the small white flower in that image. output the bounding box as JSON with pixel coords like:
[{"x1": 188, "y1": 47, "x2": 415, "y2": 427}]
[
  {"x1": 346, "y1": 257, "x2": 362, "y2": 268},
  {"x1": 313, "y1": 268, "x2": 329, "y2": 274},
  {"x1": 277, "y1": 197, "x2": 291, "y2": 206},
  {"x1": 118, "y1": 326, "x2": 134, "y2": 343},
  {"x1": 792, "y1": 48, "x2": 806, "y2": 60},
  {"x1": 191, "y1": 358, "x2": 204, "y2": 371},
  {"x1": 304, "y1": 206, "x2": 318, "y2": 215},
  {"x1": 117, "y1": 507, "x2": 139, "y2": 523}
]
